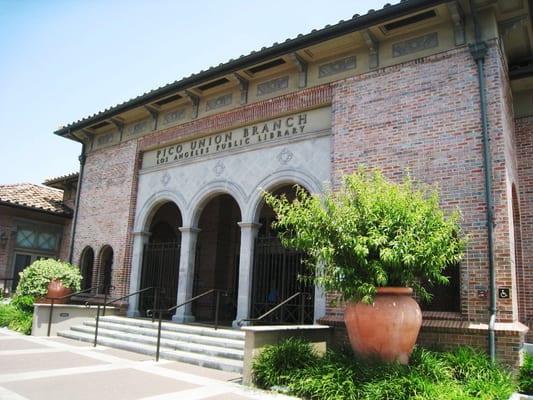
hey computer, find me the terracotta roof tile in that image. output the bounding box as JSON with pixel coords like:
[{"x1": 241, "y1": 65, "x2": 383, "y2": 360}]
[{"x1": 0, "y1": 183, "x2": 72, "y2": 216}]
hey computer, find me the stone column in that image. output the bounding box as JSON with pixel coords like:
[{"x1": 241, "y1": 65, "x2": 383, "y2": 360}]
[
  {"x1": 127, "y1": 231, "x2": 151, "y2": 317},
  {"x1": 173, "y1": 227, "x2": 200, "y2": 323},
  {"x1": 233, "y1": 222, "x2": 261, "y2": 327}
]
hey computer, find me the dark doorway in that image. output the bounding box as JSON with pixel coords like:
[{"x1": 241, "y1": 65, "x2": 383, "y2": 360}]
[
  {"x1": 79, "y1": 247, "x2": 94, "y2": 291},
  {"x1": 99, "y1": 246, "x2": 113, "y2": 294},
  {"x1": 251, "y1": 185, "x2": 315, "y2": 324},
  {"x1": 140, "y1": 202, "x2": 182, "y2": 317},
  {"x1": 193, "y1": 194, "x2": 241, "y2": 324}
]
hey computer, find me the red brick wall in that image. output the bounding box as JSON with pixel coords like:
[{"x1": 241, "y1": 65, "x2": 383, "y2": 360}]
[
  {"x1": 329, "y1": 42, "x2": 517, "y2": 324},
  {"x1": 73, "y1": 139, "x2": 138, "y2": 296},
  {"x1": 515, "y1": 116, "x2": 533, "y2": 341}
]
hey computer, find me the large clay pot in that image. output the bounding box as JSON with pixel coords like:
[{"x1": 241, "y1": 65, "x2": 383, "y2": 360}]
[
  {"x1": 46, "y1": 279, "x2": 72, "y2": 304},
  {"x1": 344, "y1": 287, "x2": 422, "y2": 364}
]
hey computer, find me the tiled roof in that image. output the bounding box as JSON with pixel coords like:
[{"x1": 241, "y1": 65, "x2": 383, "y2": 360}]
[
  {"x1": 43, "y1": 172, "x2": 79, "y2": 188},
  {"x1": 0, "y1": 183, "x2": 72, "y2": 216},
  {"x1": 55, "y1": 0, "x2": 443, "y2": 136}
]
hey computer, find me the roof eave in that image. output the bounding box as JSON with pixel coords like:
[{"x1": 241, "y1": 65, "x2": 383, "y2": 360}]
[
  {"x1": 0, "y1": 200, "x2": 73, "y2": 218},
  {"x1": 54, "y1": 0, "x2": 445, "y2": 137}
]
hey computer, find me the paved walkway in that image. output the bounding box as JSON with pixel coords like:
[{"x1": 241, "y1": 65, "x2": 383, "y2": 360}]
[{"x1": 0, "y1": 328, "x2": 296, "y2": 400}]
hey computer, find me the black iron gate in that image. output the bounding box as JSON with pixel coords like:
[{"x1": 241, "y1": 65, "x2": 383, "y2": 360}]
[
  {"x1": 139, "y1": 241, "x2": 180, "y2": 317},
  {"x1": 251, "y1": 237, "x2": 314, "y2": 324}
]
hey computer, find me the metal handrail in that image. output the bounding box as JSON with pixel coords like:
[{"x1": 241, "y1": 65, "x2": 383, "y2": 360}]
[
  {"x1": 238, "y1": 291, "x2": 311, "y2": 326},
  {"x1": 93, "y1": 286, "x2": 159, "y2": 347},
  {"x1": 45, "y1": 284, "x2": 113, "y2": 337},
  {"x1": 147, "y1": 288, "x2": 227, "y2": 362}
]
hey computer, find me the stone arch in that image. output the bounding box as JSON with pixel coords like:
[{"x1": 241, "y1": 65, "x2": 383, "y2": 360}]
[
  {"x1": 134, "y1": 190, "x2": 187, "y2": 233},
  {"x1": 246, "y1": 169, "x2": 324, "y2": 223},
  {"x1": 79, "y1": 246, "x2": 95, "y2": 291},
  {"x1": 187, "y1": 180, "x2": 247, "y2": 228}
]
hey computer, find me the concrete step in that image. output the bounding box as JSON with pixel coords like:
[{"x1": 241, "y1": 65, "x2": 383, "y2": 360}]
[
  {"x1": 70, "y1": 324, "x2": 244, "y2": 360},
  {"x1": 82, "y1": 320, "x2": 244, "y2": 350},
  {"x1": 99, "y1": 316, "x2": 244, "y2": 341},
  {"x1": 58, "y1": 330, "x2": 243, "y2": 373}
]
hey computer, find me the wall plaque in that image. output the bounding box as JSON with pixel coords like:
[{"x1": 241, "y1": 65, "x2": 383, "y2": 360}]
[
  {"x1": 142, "y1": 107, "x2": 331, "y2": 169},
  {"x1": 392, "y1": 32, "x2": 438, "y2": 57}
]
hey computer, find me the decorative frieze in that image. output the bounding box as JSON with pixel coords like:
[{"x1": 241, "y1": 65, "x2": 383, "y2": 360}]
[
  {"x1": 96, "y1": 132, "x2": 115, "y2": 146},
  {"x1": 128, "y1": 120, "x2": 149, "y2": 137},
  {"x1": 163, "y1": 108, "x2": 186, "y2": 125},
  {"x1": 257, "y1": 76, "x2": 289, "y2": 96},
  {"x1": 206, "y1": 93, "x2": 232, "y2": 111},
  {"x1": 319, "y1": 56, "x2": 357, "y2": 78},
  {"x1": 392, "y1": 32, "x2": 438, "y2": 58}
]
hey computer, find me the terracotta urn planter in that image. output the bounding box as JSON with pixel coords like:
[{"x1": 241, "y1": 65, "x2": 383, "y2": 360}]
[
  {"x1": 344, "y1": 287, "x2": 422, "y2": 364},
  {"x1": 46, "y1": 279, "x2": 72, "y2": 304}
]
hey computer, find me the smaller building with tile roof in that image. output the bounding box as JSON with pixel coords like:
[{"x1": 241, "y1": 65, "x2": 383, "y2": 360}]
[{"x1": 0, "y1": 175, "x2": 78, "y2": 294}]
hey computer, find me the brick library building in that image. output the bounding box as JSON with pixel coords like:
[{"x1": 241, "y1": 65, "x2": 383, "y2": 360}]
[{"x1": 26, "y1": 0, "x2": 533, "y2": 365}]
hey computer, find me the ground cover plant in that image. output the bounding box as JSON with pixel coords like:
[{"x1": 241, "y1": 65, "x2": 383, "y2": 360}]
[
  {"x1": 519, "y1": 353, "x2": 533, "y2": 395},
  {"x1": 0, "y1": 295, "x2": 34, "y2": 334},
  {"x1": 252, "y1": 338, "x2": 516, "y2": 400}
]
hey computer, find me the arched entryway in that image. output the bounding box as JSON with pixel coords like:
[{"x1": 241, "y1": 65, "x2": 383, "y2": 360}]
[
  {"x1": 139, "y1": 202, "x2": 182, "y2": 317},
  {"x1": 193, "y1": 194, "x2": 241, "y2": 324},
  {"x1": 99, "y1": 246, "x2": 113, "y2": 294},
  {"x1": 79, "y1": 246, "x2": 94, "y2": 291},
  {"x1": 251, "y1": 184, "x2": 314, "y2": 324}
]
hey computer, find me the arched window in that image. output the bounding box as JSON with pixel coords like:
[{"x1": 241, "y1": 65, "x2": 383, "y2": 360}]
[
  {"x1": 79, "y1": 246, "x2": 94, "y2": 291},
  {"x1": 99, "y1": 246, "x2": 113, "y2": 294}
]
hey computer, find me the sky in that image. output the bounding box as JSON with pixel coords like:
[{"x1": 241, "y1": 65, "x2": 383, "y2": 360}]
[{"x1": 0, "y1": 0, "x2": 389, "y2": 185}]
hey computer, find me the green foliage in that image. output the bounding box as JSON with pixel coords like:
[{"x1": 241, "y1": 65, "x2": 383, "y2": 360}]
[
  {"x1": 252, "y1": 337, "x2": 319, "y2": 388},
  {"x1": 519, "y1": 354, "x2": 533, "y2": 394},
  {"x1": 264, "y1": 168, "x2": 466, "y2": 303},
  {"x1": 252, "y1": 340, "x2": 515, "y2": 400},
  {"x1": 0, "y1": 295, "x2": 34, "y2": 335},
  {"x1": 16, "y1": 259, "x2": 82, "y2": 297}
]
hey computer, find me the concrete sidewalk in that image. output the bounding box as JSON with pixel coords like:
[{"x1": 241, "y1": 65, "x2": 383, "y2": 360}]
[{"x1": 0, "y1": 328, "x2": 297, "y2": 400}]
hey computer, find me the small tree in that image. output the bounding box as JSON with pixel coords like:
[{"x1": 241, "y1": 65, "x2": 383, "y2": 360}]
[
  {"x1": 264, "y1": 169, "x2": 465, "y2": 304},
  {"x1": 16, "y1": 259, "x2": 82, "y2": 298}
]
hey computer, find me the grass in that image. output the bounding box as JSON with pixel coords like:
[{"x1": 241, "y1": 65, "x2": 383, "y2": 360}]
[{"x1": 252, "y1": 339, "x2": 516, "y2": 400}]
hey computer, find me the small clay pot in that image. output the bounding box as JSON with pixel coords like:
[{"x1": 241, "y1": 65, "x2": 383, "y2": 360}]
[
  {"x1": 46, "y1": 279, "x2": 72, "y2": 304},
  {"x1": 344, "y1": 287, "x2": 422, "y2": 364}
]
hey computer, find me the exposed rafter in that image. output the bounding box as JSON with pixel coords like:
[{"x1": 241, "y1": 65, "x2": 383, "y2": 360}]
[
  {"x1": 233, "y1": 73, "x2": 249, "y2": 105},
  {"x1": 144, "y1": 105, "x2": 160, "y2": 130}
]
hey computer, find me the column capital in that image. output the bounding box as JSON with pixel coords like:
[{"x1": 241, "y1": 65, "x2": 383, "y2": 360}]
[
  {"x1": 179, "y1": 226, "x2": 201, "y2": 234},
  {"x1": 238, "y1": 222, "x2": 261, "y2": 230}
]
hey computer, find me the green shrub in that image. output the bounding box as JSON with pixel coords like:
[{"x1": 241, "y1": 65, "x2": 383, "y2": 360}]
[
  {"x1": 264, "y1": 169, "x2": 465, "y2": 304},
  {"x1": 252, "y1": 337, "x2": 319, "y2": 388},
  {"x1": 252, "y1": 341, "x2": 515, "y2": 400},
  {"x1": 0, "y1": 300, "x2": 33, "y2": 335},
  {"x1": 519, "y1": 354, "x2": 533, "y2": 394},
  {"x1": 16, "y1": 259, "x2": 82, "y2": 297},
  {"x1": 11, "y1": 295, "x2": 35, "y2": 313}
]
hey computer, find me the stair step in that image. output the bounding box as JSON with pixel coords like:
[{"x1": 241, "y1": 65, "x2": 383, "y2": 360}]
[
  {"x1": 70, "y1": 325, "x2": 243, "y2": 360},
  {"x1": 99, "y1": 316, "x2": 244, "y2": 340},
  {"x1": 83, "y1": 320, "x2": 244, "y2": 350},
  {"x1": 58, "y1": 330, "x2": 243, "y2": 373}
]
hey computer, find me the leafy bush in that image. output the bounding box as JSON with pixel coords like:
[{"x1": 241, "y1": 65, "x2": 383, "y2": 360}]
[
  {"x1": 0, "y1": 295, "x2": 34, "y2": 335},
  {"x1": 252, "y1": 337, "x2": 319, "y2": 388},
  {"x1": 16, "y1": 259, "x2": 82, "y2": 297},
  {"x1": 519, "y1": 354, "x2": 533, "y2": 394},
  {"x1": 264, "y1": 169, "x2": 465, "y2": 304},
  {"x1": 252, "y1": 340, "x2": 515, "y2": 400}
]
